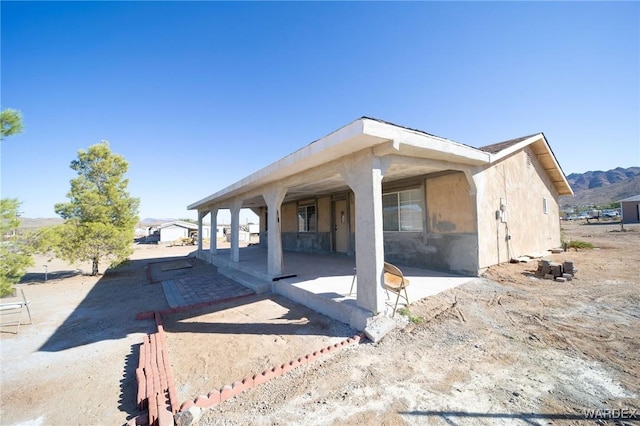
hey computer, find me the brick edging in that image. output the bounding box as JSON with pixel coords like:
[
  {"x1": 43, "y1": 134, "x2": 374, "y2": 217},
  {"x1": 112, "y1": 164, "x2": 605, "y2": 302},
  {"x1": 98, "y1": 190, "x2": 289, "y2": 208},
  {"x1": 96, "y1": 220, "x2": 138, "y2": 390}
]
[
  {"x1": 177, "y1": 332, "x2": 367, "y2": 413},
  {"x1": 132, "y1": 311, "x2": 180, "y2": 426}
]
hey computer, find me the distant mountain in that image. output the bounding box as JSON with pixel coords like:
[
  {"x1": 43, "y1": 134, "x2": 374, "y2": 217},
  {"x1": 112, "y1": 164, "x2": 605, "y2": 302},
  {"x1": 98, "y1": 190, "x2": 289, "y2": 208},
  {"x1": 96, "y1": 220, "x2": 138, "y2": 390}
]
[
  {"x1": 138, "y1": 218, "x2": 177, "y2": 227},
  {"x1": 17, "y1": 217, "x2": 64, "y2": 230},
  {"x1": 560, "y1": 167, "x2": 640, "y2": 207}
]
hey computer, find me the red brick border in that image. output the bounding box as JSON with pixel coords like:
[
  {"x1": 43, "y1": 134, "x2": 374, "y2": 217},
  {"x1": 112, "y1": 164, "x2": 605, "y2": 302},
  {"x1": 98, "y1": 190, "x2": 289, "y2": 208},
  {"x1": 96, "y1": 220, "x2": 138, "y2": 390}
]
[
  {"x1": 134, "y1": 319, "x2": 180, "y2": 426},
  {"x1": 176, "y1": 332, "x2": 367, "y2": 413},
  {"x1": 133, "y1": 295, "x2": 367, "y2": 425}
]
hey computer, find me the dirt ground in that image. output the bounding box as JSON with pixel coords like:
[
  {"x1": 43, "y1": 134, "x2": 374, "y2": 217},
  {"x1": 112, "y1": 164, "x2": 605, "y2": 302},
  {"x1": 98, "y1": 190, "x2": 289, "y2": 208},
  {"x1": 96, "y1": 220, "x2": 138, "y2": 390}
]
[{"x1": 1, "y1": 222, "x2": 639, "y2": 425}]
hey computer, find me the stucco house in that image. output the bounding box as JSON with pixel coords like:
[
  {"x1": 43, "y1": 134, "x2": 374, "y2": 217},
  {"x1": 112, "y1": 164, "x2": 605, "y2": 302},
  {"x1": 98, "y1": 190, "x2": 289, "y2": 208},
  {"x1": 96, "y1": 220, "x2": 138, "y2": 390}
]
[
  {"x1": 619, "y1": 195, "x2": 640, "y2": 224},
  {"x1": 188, "y1": 117, "x2": 572, "y2": 328}
]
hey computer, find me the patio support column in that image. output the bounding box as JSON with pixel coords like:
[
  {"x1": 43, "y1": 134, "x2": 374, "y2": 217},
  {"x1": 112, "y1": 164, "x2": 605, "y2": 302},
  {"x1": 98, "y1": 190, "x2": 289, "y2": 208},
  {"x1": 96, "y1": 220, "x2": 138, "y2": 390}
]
[
  {"x1": 341, "y1": 153, "x2": 390, "y2": 315},
  {"x1": 209, "y1": 207, "x2": 218, "y2": 256},
  {"x1": 197, "y1": 210, "x2": 206, "y2": 253},
  {"x1": 230, "y1": 200, "x2": 242, "y2": 263},
  {"x1": 262, "y1": 186, "x2": 287, "y2": 277}
]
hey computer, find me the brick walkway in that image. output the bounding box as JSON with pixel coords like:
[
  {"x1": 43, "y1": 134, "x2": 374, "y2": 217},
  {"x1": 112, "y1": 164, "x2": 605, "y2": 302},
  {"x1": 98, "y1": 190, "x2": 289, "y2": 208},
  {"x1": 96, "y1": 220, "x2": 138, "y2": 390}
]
[{"x1": 161, "y1": 274, "x2": 254, "y2": 309}]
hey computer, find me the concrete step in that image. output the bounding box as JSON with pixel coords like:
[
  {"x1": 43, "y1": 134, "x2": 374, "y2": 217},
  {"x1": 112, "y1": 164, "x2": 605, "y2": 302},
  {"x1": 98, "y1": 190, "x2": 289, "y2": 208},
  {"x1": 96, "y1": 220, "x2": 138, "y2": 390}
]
[{"x1": 218, "y1": 267, "x2": 272, "y2": 294}]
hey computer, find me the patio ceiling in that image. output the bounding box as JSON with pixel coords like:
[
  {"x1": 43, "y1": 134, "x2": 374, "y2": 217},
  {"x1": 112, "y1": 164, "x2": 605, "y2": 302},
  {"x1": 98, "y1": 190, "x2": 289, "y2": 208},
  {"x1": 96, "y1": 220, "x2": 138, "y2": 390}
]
[{"x1": 220, "y1": 158, "x2": 453, "y2": 210}]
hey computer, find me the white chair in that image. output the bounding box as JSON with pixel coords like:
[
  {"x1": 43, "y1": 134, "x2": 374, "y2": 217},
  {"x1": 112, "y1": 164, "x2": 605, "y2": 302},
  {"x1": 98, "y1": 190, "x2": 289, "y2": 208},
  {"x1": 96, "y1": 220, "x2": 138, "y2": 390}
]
[{"x1": 0, "y1": 288, "x2": 33, "y2": 333}]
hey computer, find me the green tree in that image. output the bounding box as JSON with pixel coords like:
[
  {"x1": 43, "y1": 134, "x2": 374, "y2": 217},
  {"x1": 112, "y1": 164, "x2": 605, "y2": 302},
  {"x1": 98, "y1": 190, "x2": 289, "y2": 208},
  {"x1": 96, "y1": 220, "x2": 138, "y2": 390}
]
[
  {"x1": 0, "y1": 199, "x2": 34, "y2": 296},
  {"x1": 0, "y1": 109, "x2": 30, "y2": 296},
  {"x1": 53, "y1": 141, "x2": 139, "y2": 275},
  {"x1": 0, "y1": 108, "x2": 24, "y2": 139}
]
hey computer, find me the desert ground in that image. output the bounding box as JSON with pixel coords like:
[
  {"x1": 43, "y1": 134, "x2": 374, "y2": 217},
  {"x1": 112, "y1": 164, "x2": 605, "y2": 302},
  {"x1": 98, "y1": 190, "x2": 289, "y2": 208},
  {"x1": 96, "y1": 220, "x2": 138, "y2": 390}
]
[{"x1": 1, "y1": 221, "x2": 638, "y2": 426}]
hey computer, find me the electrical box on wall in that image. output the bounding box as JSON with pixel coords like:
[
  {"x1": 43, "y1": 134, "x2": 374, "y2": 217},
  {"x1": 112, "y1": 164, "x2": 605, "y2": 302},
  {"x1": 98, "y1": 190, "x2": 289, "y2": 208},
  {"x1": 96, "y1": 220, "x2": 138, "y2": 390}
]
[{"x1": 499, "y1": 198, "x2": 508, "y2": 223}]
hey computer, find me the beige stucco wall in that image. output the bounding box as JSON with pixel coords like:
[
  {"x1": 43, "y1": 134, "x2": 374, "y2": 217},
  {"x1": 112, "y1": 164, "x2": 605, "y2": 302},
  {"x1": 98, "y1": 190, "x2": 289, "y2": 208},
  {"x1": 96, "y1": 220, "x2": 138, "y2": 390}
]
[
  {"x1": 476, "y1": 148, "x2": 562, "y2": 269},
  {"x1": 317, "y1": 196, "x2": 331, "y2": 232},
  {"x1": 426, "y1": 172, "x2": 476, "y2": 234},
  {"x1": 281, "y1": 202, "x2": 297, "y2": 233}
]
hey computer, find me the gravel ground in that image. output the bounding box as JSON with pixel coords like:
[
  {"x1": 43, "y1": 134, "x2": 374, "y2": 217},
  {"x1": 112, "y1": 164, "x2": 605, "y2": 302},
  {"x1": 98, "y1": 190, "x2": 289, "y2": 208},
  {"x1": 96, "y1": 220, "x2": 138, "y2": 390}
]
[{"x1": 1, "y1": 222, "x2": 638, "y2": 426}]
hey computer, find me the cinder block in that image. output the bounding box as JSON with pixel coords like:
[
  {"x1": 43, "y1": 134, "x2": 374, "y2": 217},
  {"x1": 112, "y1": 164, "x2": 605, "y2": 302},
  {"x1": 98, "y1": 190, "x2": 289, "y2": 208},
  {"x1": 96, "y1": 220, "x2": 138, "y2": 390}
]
[
  {"x1": 555, "y1": 277, "x2": 567, "y2": 282},
  {"x1": 562, "y1": 273, "x2": 573, "y2": 281},
  {"x1": 544, "y1": 274, "x2": 555, "y2": 280}
]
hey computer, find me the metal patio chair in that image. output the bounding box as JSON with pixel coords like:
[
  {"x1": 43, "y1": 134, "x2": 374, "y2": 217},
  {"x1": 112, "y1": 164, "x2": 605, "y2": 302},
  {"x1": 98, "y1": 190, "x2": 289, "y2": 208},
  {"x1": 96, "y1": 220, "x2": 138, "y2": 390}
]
[
  {"x1": 383, "y1": 262, "x2": 410, "y2": 317},
  {"x1": 0, "y1": 288, "x2": 33, "y2": 333}
]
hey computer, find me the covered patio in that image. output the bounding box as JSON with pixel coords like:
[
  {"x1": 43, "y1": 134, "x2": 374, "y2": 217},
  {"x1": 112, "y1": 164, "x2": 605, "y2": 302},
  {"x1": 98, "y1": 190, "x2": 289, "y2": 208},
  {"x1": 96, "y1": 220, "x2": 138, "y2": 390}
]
[
  {"x1": 189, "y1": 118, "x2": 491, "y2": 330},
  {"x1": 199, "y1": 246, "x2": 476, "y2": 325}
]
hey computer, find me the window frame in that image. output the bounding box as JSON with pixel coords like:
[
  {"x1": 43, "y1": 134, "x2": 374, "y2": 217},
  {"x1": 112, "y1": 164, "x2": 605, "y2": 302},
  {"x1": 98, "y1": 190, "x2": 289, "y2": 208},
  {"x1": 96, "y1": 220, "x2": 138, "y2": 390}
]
[
  {"x1": 297, "y1": 200, "x2": 318, "y2": 233},
  {"x1": 382, "y1": 187, "x2": 424, "y2": 232}
]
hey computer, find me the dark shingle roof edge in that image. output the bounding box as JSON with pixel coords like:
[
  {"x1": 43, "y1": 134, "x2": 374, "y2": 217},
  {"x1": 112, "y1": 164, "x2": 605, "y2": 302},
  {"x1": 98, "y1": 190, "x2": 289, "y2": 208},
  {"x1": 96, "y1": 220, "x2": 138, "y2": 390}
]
[{"x1": 477, "y1": 133, "x2": 541, "y2": 154}]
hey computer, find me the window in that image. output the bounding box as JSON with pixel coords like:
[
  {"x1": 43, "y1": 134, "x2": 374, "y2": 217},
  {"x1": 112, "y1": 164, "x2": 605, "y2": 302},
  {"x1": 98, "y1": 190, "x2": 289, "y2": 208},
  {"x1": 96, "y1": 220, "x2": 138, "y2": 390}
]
[
  {"x1": 383, "y1": 188, "x2": 424, "y2": 232},
  {"x1": 297, "y1": 203, "x2": 317, "y2": 232},
  {"x1": 543, "y1": 197, "x2": 549, "y2": 215}
]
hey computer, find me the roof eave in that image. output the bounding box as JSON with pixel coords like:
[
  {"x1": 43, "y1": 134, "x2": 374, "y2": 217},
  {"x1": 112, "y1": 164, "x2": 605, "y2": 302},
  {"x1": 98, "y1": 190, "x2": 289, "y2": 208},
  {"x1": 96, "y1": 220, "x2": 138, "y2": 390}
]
[
  {"x1": 489, "y1": 133, "x2": 573, "y2": 196},
  {"x1": 188, "y1": 118, "x2": 492, "y2": 210}
]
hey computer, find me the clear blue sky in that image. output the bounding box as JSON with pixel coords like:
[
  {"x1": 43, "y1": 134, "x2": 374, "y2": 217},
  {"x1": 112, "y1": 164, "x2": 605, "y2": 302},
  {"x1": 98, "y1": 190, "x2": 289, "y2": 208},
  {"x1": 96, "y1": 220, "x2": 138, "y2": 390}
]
[{"x1": 1, "y1": 1, "x2": 638, "y2": 222}]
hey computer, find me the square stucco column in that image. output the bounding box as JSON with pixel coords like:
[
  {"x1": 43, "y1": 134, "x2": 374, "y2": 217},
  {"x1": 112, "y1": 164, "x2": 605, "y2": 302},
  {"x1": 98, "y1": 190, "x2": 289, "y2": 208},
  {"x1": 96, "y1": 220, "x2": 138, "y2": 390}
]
[
  {"x1": 341, "y1": 154, "x2": 389, "y2": 314},
  {"x1": 209, "y1": 207, "x2": 218, "y2": 256},
  {"x1": 262, "y1": 186, "x2": 287, "y2": 277},
  {"x1": 230, "y1": 200, "x2": 242, "y2": 263},
  {"x1": 197, "y1": 210, "x2": 205, "y2": 252}
]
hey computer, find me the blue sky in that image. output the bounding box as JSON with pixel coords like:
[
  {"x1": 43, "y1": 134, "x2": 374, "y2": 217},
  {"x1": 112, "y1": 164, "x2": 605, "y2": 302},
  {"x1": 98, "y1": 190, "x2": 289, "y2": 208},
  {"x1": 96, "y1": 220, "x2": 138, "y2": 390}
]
[{"x1": 1, "y1": 1, "x2": 638, "y2": 222}]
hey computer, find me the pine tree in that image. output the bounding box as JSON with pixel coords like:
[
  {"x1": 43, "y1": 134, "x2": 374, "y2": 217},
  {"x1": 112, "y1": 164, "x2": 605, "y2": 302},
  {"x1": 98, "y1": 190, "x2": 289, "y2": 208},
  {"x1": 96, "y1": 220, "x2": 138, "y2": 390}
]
[
  {"x1": 0, "y1": 199, "x2": 34, "y2": 296},
  {"x1": 54, "y1": 142, "x2": 139, "y2": 275}
]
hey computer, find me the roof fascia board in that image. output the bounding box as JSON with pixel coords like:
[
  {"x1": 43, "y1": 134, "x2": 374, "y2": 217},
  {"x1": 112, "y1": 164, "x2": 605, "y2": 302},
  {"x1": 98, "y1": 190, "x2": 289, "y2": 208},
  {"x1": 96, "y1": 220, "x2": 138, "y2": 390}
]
[
  {"x1": 488, "y1": 134, "x2": 542, "y2": 163},
  {"x1": 362, "y1": 118, "x2": 490, "y2": 164},
  {"x1": 188, "y1": 119, "x2": 371, "y2": 210},
  {"x1": 488, "y1": 133, "x2": 573, "y2": 196}
]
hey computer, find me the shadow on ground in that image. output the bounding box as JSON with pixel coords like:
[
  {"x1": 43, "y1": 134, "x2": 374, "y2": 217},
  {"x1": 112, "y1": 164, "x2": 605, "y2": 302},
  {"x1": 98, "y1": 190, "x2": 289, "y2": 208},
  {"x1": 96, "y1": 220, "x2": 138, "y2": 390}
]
[
  {"x1": 35, "y1": 255, "x2": 188, "y2": 352},
  {"x1": 162, "y1": 293, "x2": 354, "y2": 338}
]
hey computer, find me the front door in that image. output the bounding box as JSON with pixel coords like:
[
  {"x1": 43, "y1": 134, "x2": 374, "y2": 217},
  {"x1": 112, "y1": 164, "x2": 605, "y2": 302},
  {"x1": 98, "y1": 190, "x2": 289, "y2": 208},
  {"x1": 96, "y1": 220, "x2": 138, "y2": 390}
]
[{"x1": 333, "y1": 199, "x2": 349, "y2": 253}]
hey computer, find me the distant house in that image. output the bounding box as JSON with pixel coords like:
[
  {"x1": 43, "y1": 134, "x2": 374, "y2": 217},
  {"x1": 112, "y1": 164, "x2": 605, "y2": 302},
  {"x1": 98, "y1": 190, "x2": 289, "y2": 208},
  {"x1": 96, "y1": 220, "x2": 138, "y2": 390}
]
[
  {"x1": 619, "y1": 195, "x2": 640, "y2": 224},
  {"x1": 188, "y1": 117, "x2": 573, "y2": 326},
  {"x1": 157, "y1": 221, "x2": 209, "y2": 242}
]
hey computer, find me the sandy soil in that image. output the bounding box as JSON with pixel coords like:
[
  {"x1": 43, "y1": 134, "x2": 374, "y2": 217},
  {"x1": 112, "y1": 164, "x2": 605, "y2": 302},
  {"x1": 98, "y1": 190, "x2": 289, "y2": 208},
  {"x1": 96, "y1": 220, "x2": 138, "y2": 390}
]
[
  {"x1": 1, "y1": 222, "x2": 638, "y2": 426},
  {"x1": 196, "y1": 221, "x2": 639, "y2": 425}
]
